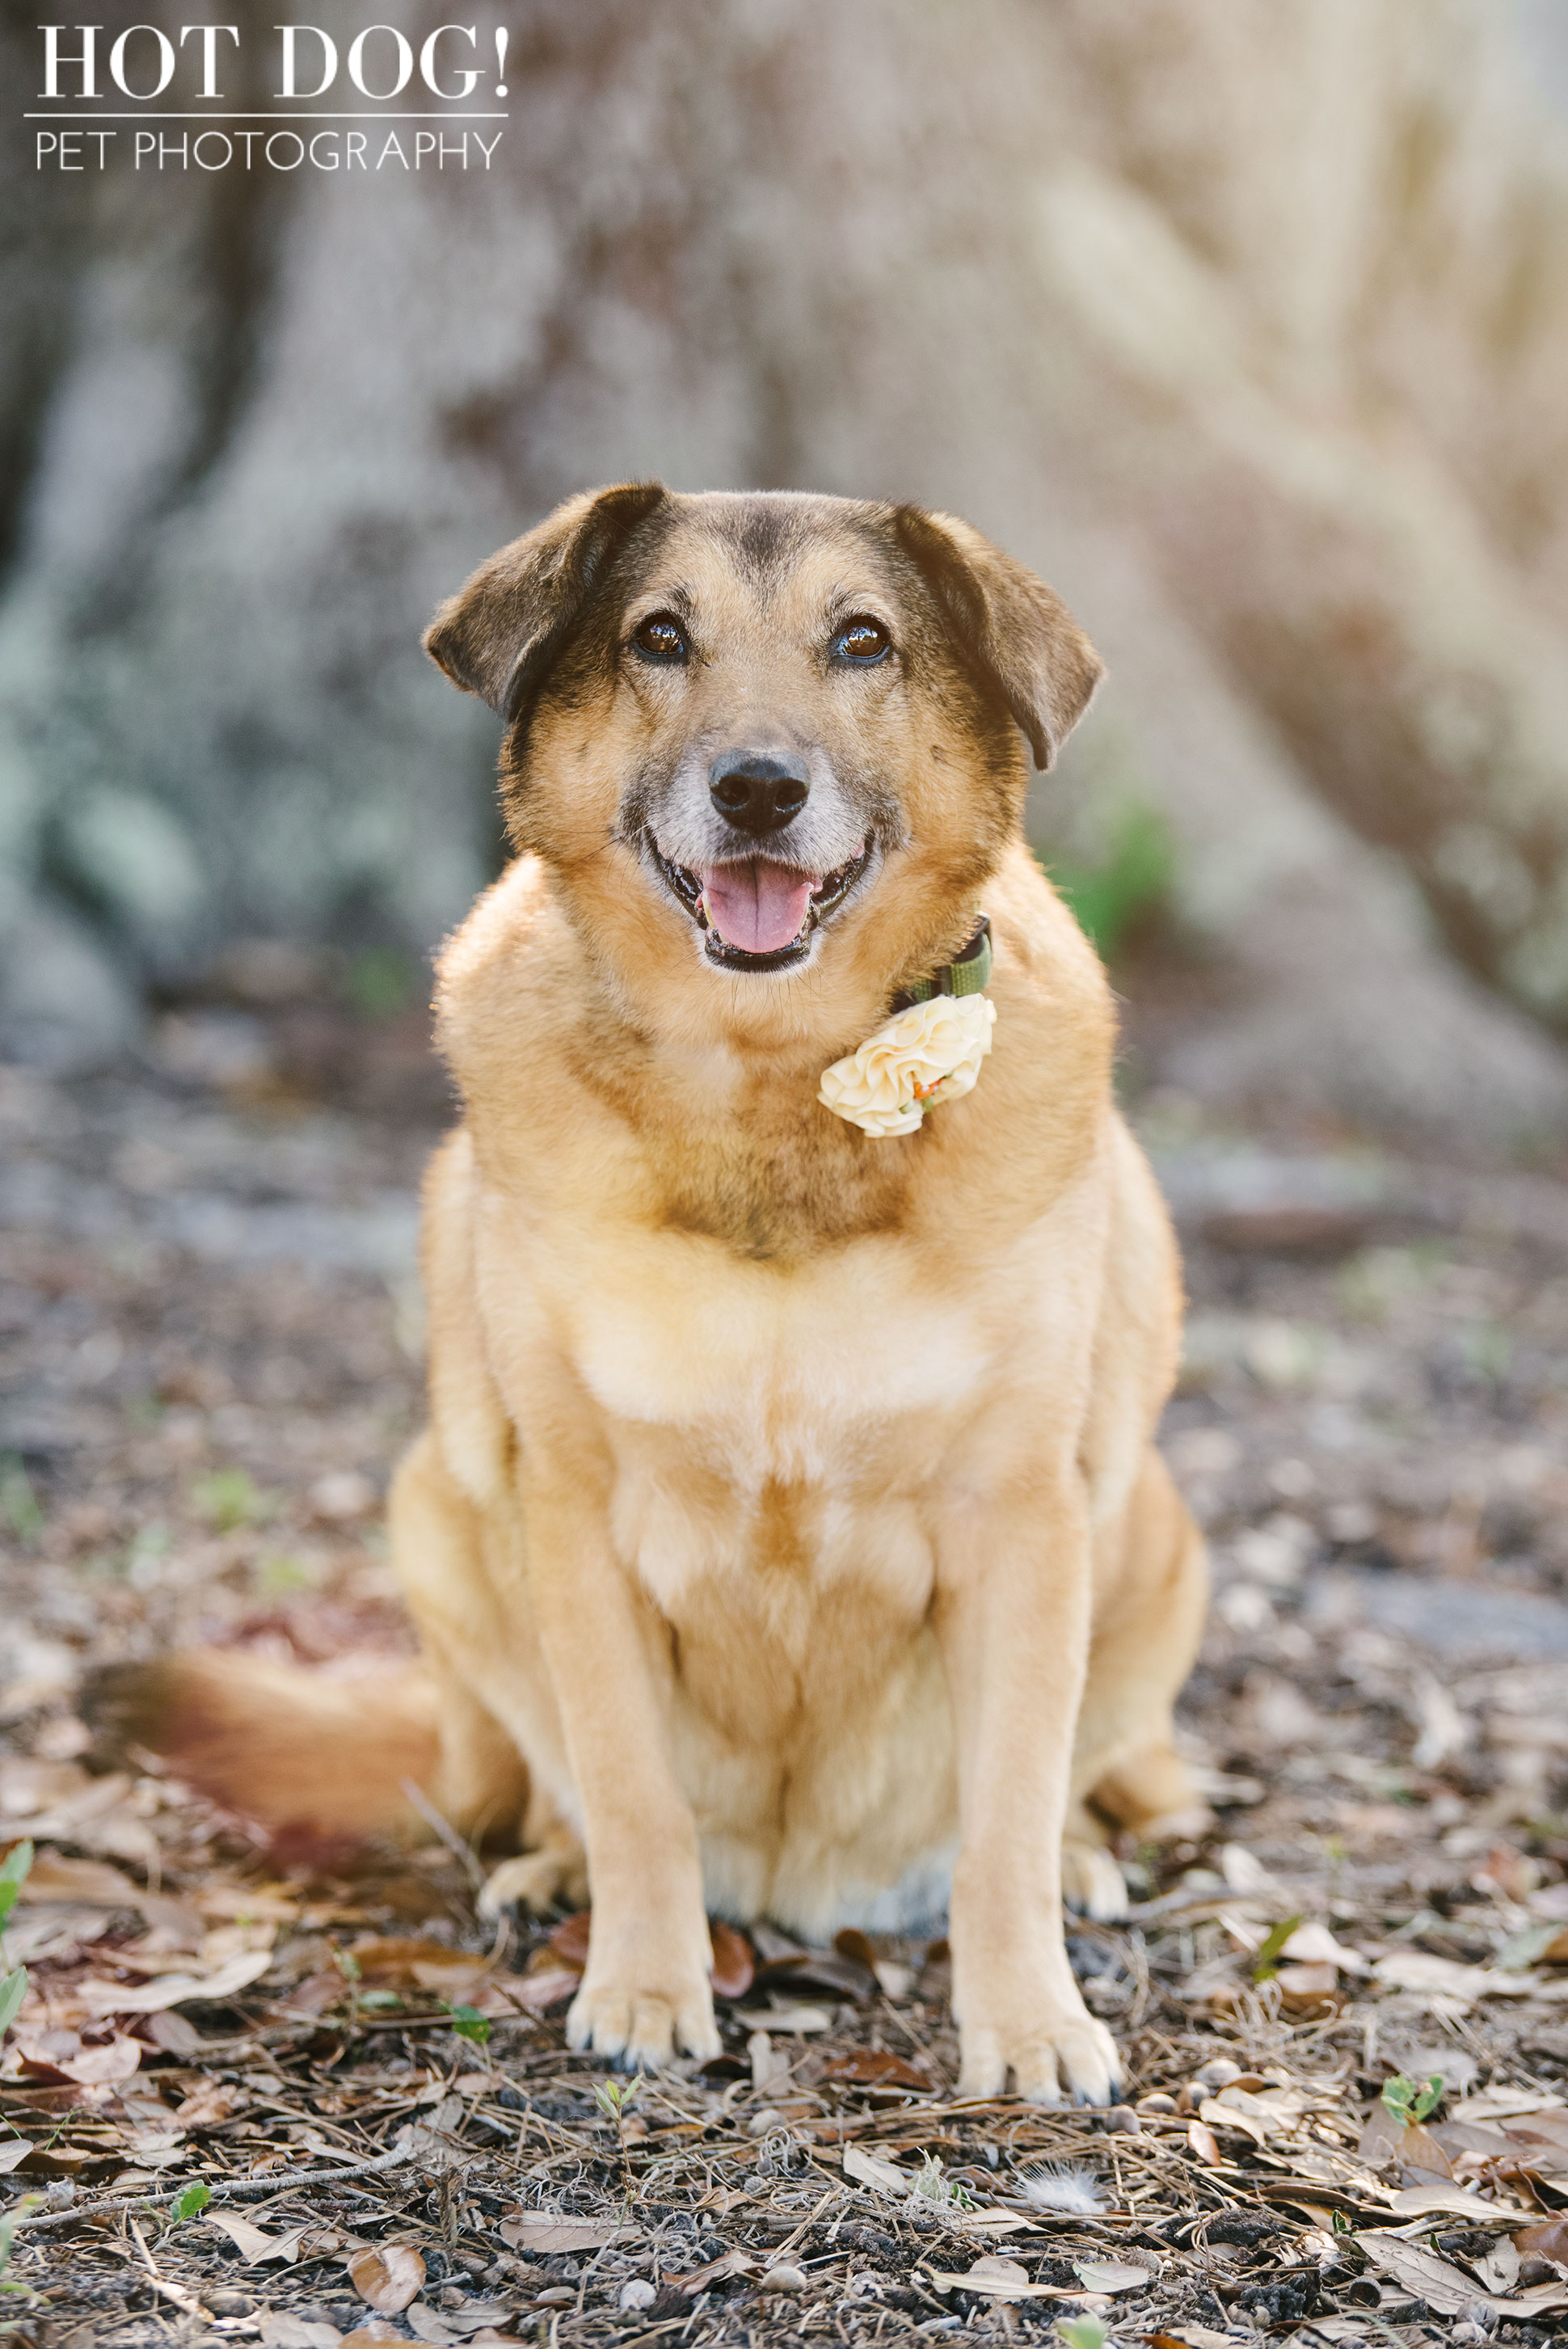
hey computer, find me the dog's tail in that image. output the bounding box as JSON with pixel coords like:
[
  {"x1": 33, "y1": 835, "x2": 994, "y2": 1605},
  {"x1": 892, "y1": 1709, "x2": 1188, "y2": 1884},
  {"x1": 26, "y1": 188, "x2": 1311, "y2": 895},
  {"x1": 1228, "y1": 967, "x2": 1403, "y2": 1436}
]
[{"x1": 87, "y1": 1650, "x2": 443, "y2": 1857}]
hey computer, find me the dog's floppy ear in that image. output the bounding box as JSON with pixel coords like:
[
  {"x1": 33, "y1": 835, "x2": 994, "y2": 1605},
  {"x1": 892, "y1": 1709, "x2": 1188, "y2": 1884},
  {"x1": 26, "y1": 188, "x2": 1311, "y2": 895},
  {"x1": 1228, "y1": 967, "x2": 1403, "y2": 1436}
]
[
  {"x1": 424, "y1": 481, "x2": 667, "y2": 727},
  {"x1": 892, "y1": 505, "x2": 1103, "y2": 770}
]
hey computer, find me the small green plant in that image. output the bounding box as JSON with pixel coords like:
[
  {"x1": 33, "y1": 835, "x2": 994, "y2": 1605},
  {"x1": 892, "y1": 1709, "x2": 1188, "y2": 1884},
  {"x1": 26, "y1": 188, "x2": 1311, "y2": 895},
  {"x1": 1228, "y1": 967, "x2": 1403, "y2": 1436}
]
[
  {"x1": 1250, "y1": 1913, "x2": 1304, "y2": 1982},
  {"x1": 1046, "y1": 800, "x2": 1174, "y2": 961},
  {"x1": 1458, "y1": 1320, "x2": 1512, "y2": 1385},
  {"x1": 592, "y1": 2076, "x2": 640, "y2": 2123},
  {"x1": 909, "y1": 2153, "x2": 975, "y2": 2210},
  {"x1": 1336, "y1": 1241, "x2": 1445, "y2": 1326},
  {"x1": 1382, "y1": 2072, "x2": 1444, "y2": 2127},
  {"x1": 0, "y1": 2195, "x2": 44, "y2": 2298},
  {"x1": 171, "y1": 2183, "x2": 211, "y2": 2223},
  {"x1": 449, "y1": 2002, "x2": 491, "y2": 2048},
  {"x1": 1056, "y1": 2317, "x2": 1107, "y2": 2349},
  {"x1": 122, "y1": 1520, "x2": 174, "y2": 1592},
  {"x1": 0, "y1": 1841, "x2": 35, "y2": 2043},
  {"x1": 192, "y1": 1467, "x2": 269, "y2": 1532},
  {"x1": 253, "y1": 1552, "x2": 314, "y2": 1596},
  {"x1": 345, "y1": 947, "x2": 417, "y2": 1022},
  {"x1": 0, "y1": 1460, "x2": 42, "y2": 1543},
  {"x1": 331, "y1": 1944, "x2": 362, "y2": 2028},
  {"x1": 0, "y1": 1842, "x2": 33, "y2": 1950},
  {"x1": 1497, "y1": 1917, "x2": 1568, "y2": 1971},
  {"x1": 0, "y1": 1971, "x2": 26, "y2": 2039}
]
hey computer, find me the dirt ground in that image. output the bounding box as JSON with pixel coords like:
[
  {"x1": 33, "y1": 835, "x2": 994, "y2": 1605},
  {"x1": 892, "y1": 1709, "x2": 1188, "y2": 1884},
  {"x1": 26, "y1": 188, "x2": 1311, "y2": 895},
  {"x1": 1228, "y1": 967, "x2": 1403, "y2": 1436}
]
[{"x1": 5, "y1": 1000, "x2": 1568, "y2": 2349}]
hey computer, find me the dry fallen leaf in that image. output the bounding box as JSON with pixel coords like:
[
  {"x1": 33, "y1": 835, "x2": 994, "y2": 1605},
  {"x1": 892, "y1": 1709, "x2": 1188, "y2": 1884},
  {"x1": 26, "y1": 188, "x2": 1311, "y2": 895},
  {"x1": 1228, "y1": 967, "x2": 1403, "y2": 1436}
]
[
  {"x1": 967, "y1": 2256, "x2": 1027, "y2": 2286},
  {"x1": 406, "y1": 2303, "x2": 460, "y2": 2342},
  {"x1": 872, "y1": 1957, "x2": 917, "y2": 1997},
  {"x1": 19, "y1": 1849, "x2": 171, "y2": 1921},
  {"x1": 1517, "y1": 2212, "x2": 1568, "y2": 2268},
  {"x1": 173, "y1": 2081, "x2": 241, "y2": 2128},
  {"x1": 845, "y1": 2143, "x2": 917, "y2": 2196},
  {"x1": 1279, "y1": 1920, "x2": 1369, "y2": 1974},
  {"x1": 925, "y1": 2256, "x2": 1095, "y2": 2303},
  {"x1": 1475, "y1": 2237, "x2": 1522, "y2": 2295},
  {"x1": 498, "y1": 2214, "x2": 629, "y2": 2254},
  {"x1": 1187, "y1": 2118, "x2": 1223, "y2": 2166},
  {"x1": 1272, "y1": 1960, "x2": 1341, "y2": 2009},
  {"x1": 347, "y1": 1936, "x2": 468, "y2": 1978},
  {"x1": 15, "y1": 2032, "x2": 141, "y2": 2085},
  {"x1": 831, "y1": 1925, "x2": 913, "y2": 1994},
  {"x1": 1496, "y1": 2113, "x2": 1568, "y2": 2170},
  {"x1": 1409, "y1": 1668, "x2": 1470, "y2": 1769},
  {"x1": 143, "y1": 2010, "x2": 209, "y2": 2056},
  {"x1": 1453, "y1": 2087, "x2": 1568, "y2": 2123},
  {"x1": 1073, "y1": 2258, "x2": 1155, "y2": 2294},
  {"x1": 735, "y1": 2001, "x2": 830, "y2": 2034},
  {"x1": 670, "y1": 2247, "x2": 757, "y2": 2292},
  {"x1": 1358, "y1": 2105, "x2": 1453, "y2": 2179},
  {"x1": 1198, "y1": 2094, "x2": 1268, "y2": 2147},
  {"x1": 424, "y1": 2299, "x2": 516, "y2": 2336},
  {"x1": 0, "y1": 1770, "x2": 159, "y2": 1866},
  {"x1": 830, "y1": 1925, "x2": 883, "y2": 1973},
  {"x1": 1355, "y1": 2233, "x2": 1488, "y2": 2316},
  {"x1": 820, "y1": 2048, "x2": 929, "y2": 2089},
  {"x1": 206, "y1": 2211, "x2": 282, "y2": 2262},
  {"x1": 492, "y1": 1965, "x2": 579, "y2": 2013},
  {"x1": 0, "y1": 1758, "x2": 88, "y2": 1814},
  {"x1": 547, "y1": 1912, "x2": 592, "y2": 1968},
  {"x1": 1389, "y1": 2183, "x2": 1526, "y2": 2222},
  {"x1": 1372, "y1": 1951, "x2": 1534, "y2": 2003},
  {"x1": 77, "y1": 1946, "x2": 274, "y2": 2014},
  {"x1": 196, "y1": 1879, "x2": 302, "y2": 1923},
  {"x1": 1357, "y1": 2229, "x2": 1568, "y2": 2318},
  {"x1": 289, "y1": 2226, "x2": 349, "y2": 2264},
  {"x1": 259, "y1": 2317, "x2": 340, "y2": 2349},
  {"x1": 342, "y1": 1937, "x2": 491, "y2": 1997},
  {"x1": 709, "y1": 1919, "x2": 754, "y2": 1998},
  {"x1": 926, "y1": 2256, "x2": 1040, "y2": 2301},
  {"x1": 348, "y1": 2243, "x2": 426, "y2": 2314}
]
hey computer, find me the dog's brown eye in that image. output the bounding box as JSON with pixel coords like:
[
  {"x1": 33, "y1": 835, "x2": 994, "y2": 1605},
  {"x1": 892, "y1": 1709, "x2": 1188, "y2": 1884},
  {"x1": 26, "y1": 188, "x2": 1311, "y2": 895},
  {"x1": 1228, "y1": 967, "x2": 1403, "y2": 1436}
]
[
  {"x1": 632, "y1": 612, "x2": 689, "y2": 664},
  {"x1": 832, "y1": 616, "x2": 891, "y2": 664}
]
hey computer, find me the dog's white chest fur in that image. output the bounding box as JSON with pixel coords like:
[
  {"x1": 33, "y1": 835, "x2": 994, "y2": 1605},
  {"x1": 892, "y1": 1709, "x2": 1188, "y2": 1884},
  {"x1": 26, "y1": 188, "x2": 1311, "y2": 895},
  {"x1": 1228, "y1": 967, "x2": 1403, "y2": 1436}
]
[
  {"x1": 574, "y1": 1230, "x2": 987, "y2": 1474},
  {"x1": 561, "y1": 1228, "x2": 988, "y2": 1928}
]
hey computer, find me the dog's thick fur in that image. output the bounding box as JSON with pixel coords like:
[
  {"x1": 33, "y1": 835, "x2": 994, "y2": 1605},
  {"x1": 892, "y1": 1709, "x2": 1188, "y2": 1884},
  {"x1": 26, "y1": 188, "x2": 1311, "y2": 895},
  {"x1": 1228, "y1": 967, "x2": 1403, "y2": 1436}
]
[{"x1": 114, "y1": 487, "x2": 1207, "y2": 2103}]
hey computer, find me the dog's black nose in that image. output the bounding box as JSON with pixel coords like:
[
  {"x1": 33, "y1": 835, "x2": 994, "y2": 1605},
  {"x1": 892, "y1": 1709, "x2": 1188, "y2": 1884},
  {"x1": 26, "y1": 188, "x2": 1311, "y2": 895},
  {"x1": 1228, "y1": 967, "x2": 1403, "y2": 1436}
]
[{"x1": 709, "y1": 750, "x2": 809, "y2": 835}]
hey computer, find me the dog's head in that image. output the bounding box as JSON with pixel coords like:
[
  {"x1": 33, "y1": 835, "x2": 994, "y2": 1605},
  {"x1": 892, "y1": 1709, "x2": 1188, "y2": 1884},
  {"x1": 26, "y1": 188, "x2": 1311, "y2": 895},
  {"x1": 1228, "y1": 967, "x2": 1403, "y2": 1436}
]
[{"x1": 426, "y1": 486, "x2": 1101, "y2": 1017}]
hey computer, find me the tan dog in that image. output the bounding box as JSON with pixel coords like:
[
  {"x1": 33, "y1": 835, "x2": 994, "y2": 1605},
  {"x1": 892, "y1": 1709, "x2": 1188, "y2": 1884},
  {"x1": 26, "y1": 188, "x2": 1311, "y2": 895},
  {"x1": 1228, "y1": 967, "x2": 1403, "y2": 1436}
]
[{"x1": 115, "y1": 486, "x2": 1207, "y2": 2105}]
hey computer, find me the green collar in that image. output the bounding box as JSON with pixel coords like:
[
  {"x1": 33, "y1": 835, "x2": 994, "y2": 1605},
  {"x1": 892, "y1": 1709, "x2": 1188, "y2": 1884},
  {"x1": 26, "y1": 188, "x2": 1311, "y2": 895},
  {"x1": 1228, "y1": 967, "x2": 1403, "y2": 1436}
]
[{"x1": 891, "y1": 914, "x2": 992, "y2": 1012}]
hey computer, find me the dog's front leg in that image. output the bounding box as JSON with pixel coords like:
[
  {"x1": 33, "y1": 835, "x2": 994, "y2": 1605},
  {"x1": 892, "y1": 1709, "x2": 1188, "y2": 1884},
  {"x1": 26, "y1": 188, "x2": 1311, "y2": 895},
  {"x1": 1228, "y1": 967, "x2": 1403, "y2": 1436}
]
[
  {"x1": 935, "y1": 1472, "x2": 1121, "y2": 2106},
  {"x1": 523, "y1": 1478, "x2": 720, "y2": 2069}
]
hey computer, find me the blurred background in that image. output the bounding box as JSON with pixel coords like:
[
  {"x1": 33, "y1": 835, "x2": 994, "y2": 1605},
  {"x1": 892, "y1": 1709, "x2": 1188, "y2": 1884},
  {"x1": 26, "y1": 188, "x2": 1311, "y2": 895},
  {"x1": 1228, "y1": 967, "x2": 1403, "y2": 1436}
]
[
  {"x1": 3, "y1": 0, "x2": 1568, "y2": 1153},
  {"x1": 4, "y1": 13, "x2": 1568, "y2": 2186}
]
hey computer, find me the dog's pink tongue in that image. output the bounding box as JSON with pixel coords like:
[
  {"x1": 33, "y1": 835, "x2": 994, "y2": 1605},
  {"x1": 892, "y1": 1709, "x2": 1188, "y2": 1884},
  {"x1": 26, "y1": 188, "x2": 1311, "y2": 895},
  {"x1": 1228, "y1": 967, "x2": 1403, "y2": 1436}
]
[{"x1": 701, "y1": 860, "x2": 815, "y2": 953}]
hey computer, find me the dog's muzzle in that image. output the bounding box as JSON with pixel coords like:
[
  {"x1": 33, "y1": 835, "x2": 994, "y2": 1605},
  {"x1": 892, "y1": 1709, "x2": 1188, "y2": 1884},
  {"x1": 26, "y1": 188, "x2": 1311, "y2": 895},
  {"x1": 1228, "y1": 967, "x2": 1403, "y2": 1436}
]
[{"x1": 648, "y1": 832, "x2": 875, "y2": 973}]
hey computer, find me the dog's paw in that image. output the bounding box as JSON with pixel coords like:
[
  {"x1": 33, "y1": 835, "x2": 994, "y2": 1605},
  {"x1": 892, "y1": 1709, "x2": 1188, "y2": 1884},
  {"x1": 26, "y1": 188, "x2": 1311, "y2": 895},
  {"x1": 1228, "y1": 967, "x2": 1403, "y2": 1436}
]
[
  {"x1": 477, "y1": 1847, "x2": 588, "y2": 1919},
  {"x1": 1060, "y1": 1837, "x2": 1128, "y2": 1922},
  {"x1": 567, "y1": 1969, "x2": 721, "y2": 2069},
  {"x1": 958, "y1": 1999, "x2": 1122, "y2": 2107}
]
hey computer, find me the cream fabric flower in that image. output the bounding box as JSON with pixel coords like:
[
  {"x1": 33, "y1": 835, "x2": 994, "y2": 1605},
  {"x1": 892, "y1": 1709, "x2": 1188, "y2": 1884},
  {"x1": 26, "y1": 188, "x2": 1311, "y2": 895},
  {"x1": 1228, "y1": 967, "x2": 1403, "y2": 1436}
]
[{"x1": 819, "y1": 993, "x2": 997, "y2": 1137}]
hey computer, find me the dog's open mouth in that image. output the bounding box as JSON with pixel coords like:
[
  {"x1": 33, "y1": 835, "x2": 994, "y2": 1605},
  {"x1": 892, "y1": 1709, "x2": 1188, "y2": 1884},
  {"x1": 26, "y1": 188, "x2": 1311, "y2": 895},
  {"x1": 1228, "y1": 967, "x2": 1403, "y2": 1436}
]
[{"x1": 650, "y1": 834, "x2": 873, "y2": 971}]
